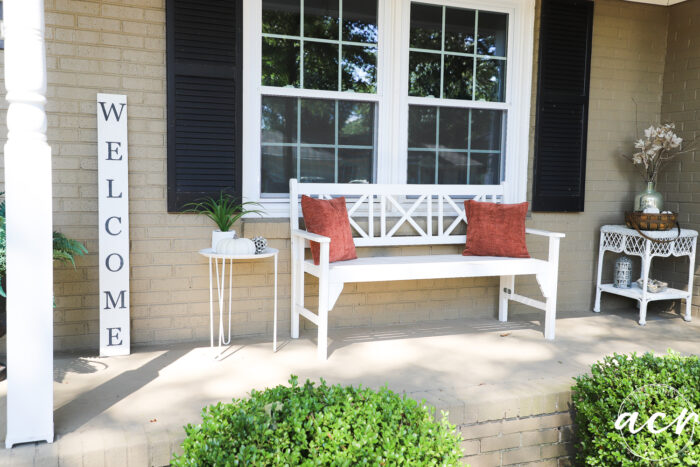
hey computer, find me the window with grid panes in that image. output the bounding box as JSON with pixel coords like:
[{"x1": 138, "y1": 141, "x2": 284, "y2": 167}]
[
  {"x1": 244, "y1": 0, "x2": 532, "y2": 210},
  {"x1": 406, "y1": 3, "x2": 507, "y2": 185},
  {"x1": 260, "y1": 0, "x2": 378, "y2": 195}
]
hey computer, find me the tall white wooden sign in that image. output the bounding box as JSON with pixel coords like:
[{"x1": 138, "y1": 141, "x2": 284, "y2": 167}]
[{"x1": 97, "y1": 94, "x2": 130, "y2": 356}]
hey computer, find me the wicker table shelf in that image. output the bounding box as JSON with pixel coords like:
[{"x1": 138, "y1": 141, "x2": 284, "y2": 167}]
[{"x1": 594, "y1": 225, "x2": 697, "y2": 325}]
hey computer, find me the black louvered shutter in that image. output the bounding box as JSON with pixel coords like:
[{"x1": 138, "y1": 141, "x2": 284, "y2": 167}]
[
  {"x1": 166, "y1": 0, "x2": 242, "y2": 212},
  {"x1": 532, "y1": 0, "x2": 593, "y2": 212}
]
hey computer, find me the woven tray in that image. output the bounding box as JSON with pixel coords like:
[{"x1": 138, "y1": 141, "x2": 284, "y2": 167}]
[{"x1": 625, "y1": 211, "x2": 677, "y2": 231}]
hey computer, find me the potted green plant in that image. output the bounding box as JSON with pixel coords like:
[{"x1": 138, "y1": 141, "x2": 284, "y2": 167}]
[
  {"x1": 183, "y1": 191, "x2": 264, "y2": 250},
  {"x1": 0, "y1": 193, "x2": 88, "y2": 338}
]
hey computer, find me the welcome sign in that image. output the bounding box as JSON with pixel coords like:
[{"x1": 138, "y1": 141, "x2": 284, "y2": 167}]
[{"x1": 97, "y1": 94, "x2": 130, "y2": 356}]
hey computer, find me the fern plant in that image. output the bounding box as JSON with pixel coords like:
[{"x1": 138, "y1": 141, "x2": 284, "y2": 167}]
[
  {"x1": 52, "y1": 231, "x2": 88, "y2": 267},
  {"x1": 0, "y1": 193, "x2": 88, "y2": 297},
  {"x1": 183, "y1": 191, "x2": 264, "y2": 232}
]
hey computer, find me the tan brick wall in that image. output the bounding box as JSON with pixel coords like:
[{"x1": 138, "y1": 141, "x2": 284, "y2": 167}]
[
  {"x1": 658, "y1": 0, "x2": 700, "y2": 318},
  {"x1": 0, "y1": 0, "x2": 673, "y2": 351},
  {"x1": 459, "y1": 411, "x2": 574, "y2": 466},
  {"x1": 410, "y1": 382, "x2": 575, "y2": 466},
  {"x1": 520, "y1": 0, "x2": 669, "y2": 315}
]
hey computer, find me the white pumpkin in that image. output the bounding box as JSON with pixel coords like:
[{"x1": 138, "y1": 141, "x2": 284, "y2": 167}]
[{"x1": 216, "y1": 237, "x2": 256, "y2": 255}]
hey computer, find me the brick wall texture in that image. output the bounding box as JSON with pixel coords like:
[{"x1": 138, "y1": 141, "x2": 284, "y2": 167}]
[
  {"x1": 0, "y1": 0, "x2": 693, "y2": 351},
  {"x1": 459, "y1": 411, "x2": 574, "y2": 467},
  {"x1": 658, "y1": 0, "x2": 700, "y2": 317},
  {"x1": 413, "y1": 382, "x2": 575, "y2": 466}
]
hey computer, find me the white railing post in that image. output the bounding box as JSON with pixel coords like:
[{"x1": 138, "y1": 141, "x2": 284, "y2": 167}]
[{"x1": 3, "y1": 0, "x2": 54, "y2": 448}]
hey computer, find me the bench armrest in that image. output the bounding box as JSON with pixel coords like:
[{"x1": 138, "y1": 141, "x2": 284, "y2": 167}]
[
  {"x1": 291, "y1": 229, "x2": 331, "y2": 244},
  {"x1": 526, "y1": 228, "x2": 565, "y2": 239}
]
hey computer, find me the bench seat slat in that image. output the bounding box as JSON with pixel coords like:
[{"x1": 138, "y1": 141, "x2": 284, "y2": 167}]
[{"x1": 304, "y1": 255, "x2": 548, "y2": 283}]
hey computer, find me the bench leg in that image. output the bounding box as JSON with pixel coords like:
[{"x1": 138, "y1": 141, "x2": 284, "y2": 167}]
[
  {"x1": 317, "y1": 282, "x2": 328, "y2": 361},
  {"x1": 317, "y1": 306, "x2": 328, "y2": 361},
  {"x1": 291, "y1": 240, "x2": 304, "y2": 339},
  {"x1": 544, "y1": 236, "x2": 560, "y2": 340},
  {"x1": 544, "y1": 295, "x2": 556, "y2": 340},
  {"x1": 317, "y1": 244, "x2": 330, "y2": 360},
  {"x1": 499, "y1": 276, "x2": 514, "y2": 322}
]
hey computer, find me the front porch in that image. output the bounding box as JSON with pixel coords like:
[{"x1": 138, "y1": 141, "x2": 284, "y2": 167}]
[{"x1": 1, "y1": 306, "x2": 698, "y2": 466}]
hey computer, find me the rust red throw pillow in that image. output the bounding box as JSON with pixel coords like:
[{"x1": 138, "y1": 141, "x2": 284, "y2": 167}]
[
  {"x1": 301, "y1": 195, "x2": 358, "y2": 265},
  {"x1": 462, "y1": 200, "x2": 530, "y2": 258}
]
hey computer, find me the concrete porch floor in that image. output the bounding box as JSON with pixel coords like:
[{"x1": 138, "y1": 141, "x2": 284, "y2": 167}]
[{"x1": 1, "y1": 306, "x2": 699, "y2": 466}]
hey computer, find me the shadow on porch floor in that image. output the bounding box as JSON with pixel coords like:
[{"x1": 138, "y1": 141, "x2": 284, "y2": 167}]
[{"x1": 0, "y1": 306, "x2": 698, "y2": 465}]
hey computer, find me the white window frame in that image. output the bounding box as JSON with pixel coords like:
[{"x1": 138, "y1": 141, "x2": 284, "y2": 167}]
[{"x1": 242, "y1": 0, "x2": 535, "y2": 216}]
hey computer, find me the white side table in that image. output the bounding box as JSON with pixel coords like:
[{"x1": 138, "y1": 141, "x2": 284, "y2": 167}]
[
  {"x1": 594, "y1": 225, "x2": 697, "y2": 325},
  {"x1": 199, "y1": 247, "x2": 279, "y2": 351}
]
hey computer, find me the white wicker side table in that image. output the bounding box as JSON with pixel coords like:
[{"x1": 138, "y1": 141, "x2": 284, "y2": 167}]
[
  {"x1": 199, "y1": 247, "x2": 279, "y2": 351},
  {"x1": 594, "y1": 225, "x2": 697, "y2": 325}
]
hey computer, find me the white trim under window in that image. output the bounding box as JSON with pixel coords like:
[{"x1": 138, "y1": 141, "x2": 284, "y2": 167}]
[{"x1": 242, "y1": 0, "x2": 535, "y2": 216}]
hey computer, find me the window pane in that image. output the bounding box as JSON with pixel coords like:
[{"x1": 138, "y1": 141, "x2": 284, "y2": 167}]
[
  {"x1": 438, "y1": 152, "x2": 468, "y2": 184},
  {"x1": 300, "y1": 98, "x2": 335, "y2": 145},
  {"x1": 262, "y1": 0, "x2": 378, "y2": 94},
  {"x1": 438, "y1": 108, "x2": 468, "y2": 149},
  {"x1": 339, "y1": 101, "x2": 374, "y2": 146},
  {"x1": 339, "y1": 149, "x2": 373, "y2": 183},
  {"x1": 409, "y1": 52, "x2": 440, "y2": 97},
  {"x1": 343, "y1": 0, "x2": 377, "y2": 43},
  {"x1": 410, "y1": 3, "x2": 442, "y2": 50},
  {"x1": 262, "y1": 38, "x2": 300, "y2": 87},
  {"x1": 407, "y1": 106, "x2": 505, "y2": 185},
  {"x1": 262, "y1": 0, "x2": 300, "y2": 36},
  {"x1": 477, "y1": 12, "x2": 507, "y2": 56},
  {"x1": 471, "y1": 109, "x2": 503, "y2": 151},
  {"x1": 443, "y1": 55, "x2": 473, "y2": 100},
  {"x1": 469, "y1": 154, "x2": 500, "y2": 184},
  {"x1": 408, "y1": 151, "x2": 436, "y2": 184},
  {"x1": 304, "y1": 42, "x2": 338, "y2": 90},
  {"x1": 444, "y1": 7, "x2": 475, "y2": 53},
  {"x1": 404, "y1": 6, "x2": 509, "y2": 186},
  {"x1": 261, "y1": 97, "x2": 377, "y2": 193},
  {"x1": 300, "y1": 147, "x2": 335, "y2": 183},
  {"x1": 408, "y1": 106, "x2": 436, "y2": 149},
  {"x1": 406, "y1": 4, "x2": 508, "y2": 103},
  {"x1": 341, "y1": 46, "x2": 377, "y2": 93},
  {"x1": 262, "y1": 145, "x2": 297, "y2": 194},
  {"x1": 475, "y1": 58, "x2": 505, "y2": 102},
  {"x1": 304, "y1": 0, "x2": 339, "y2": 40},
  {"x1": 261, "y1": 96, "x2": 298, "y2": 144}
]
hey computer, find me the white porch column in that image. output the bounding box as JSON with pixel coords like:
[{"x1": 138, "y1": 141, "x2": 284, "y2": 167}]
[{"x1": 3, "y1": 0, "x2": 54, "y2": 448}]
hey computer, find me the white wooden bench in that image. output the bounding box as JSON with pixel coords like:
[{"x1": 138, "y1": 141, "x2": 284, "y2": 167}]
[{"x1": 289, "y1": 179, "x2": 565, "y2": 360}]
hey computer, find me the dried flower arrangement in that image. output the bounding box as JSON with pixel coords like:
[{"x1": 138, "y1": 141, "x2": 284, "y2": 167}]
[{"x1": 627, "y1": 123, "x2": 686, "y2": 183}]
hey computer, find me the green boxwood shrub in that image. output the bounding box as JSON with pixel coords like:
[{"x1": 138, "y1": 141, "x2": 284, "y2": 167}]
[
  {"x1": 572, "y1": 351, "x2": 700, "y2": 466},
  {"x1": 172, "y1": 376, "x2": 462, "y2": 466}
]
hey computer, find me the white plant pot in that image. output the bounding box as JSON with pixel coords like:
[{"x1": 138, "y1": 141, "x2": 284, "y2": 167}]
[{"x1": 211, "y1": 230, "x2": 235, "y2": 250}]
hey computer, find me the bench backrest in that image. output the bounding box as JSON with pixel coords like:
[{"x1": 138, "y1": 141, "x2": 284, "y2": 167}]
[{"x1": 289, "y1": 179, "x2": 506, "y2": 247}]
